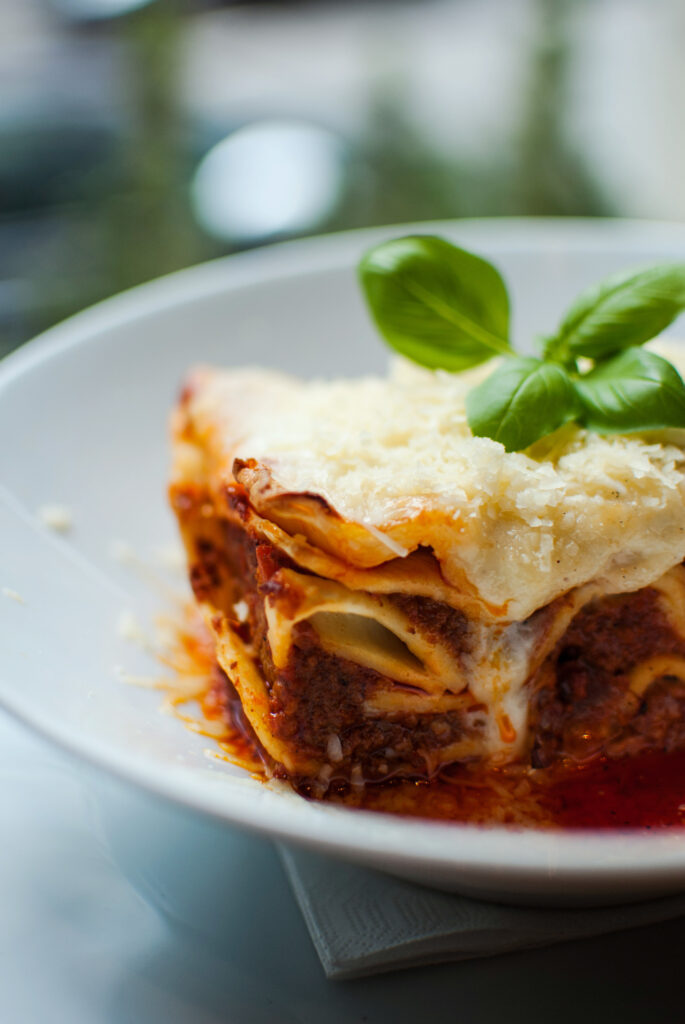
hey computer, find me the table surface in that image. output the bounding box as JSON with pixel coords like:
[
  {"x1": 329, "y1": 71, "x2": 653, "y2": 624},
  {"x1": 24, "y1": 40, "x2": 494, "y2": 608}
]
[{"x1": 2, "y1": 706, "x2": 684, "y2": 1024}]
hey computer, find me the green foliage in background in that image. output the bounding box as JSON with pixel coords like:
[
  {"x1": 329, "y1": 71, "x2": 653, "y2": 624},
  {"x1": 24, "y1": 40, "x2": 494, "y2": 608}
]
[{"x1": 0, "y1": 0, "x2": 611, "y2": 358}]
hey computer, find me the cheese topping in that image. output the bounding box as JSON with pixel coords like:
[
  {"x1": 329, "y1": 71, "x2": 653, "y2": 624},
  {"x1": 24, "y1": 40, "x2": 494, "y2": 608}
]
[{"x1": 180, "y1": 339, "x2": 685, "y2": 622}]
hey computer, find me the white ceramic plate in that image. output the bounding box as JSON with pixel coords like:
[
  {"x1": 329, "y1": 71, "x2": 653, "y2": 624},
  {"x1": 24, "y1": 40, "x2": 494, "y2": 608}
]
[{"x1": 4, "y1": 218, "x2": 685, "y2": 906}]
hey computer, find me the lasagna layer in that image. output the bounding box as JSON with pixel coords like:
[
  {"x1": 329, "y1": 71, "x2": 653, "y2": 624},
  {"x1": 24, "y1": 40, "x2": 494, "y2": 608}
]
[{"x1": 170, "y1": 359, "x2": 685, "y2": 787}]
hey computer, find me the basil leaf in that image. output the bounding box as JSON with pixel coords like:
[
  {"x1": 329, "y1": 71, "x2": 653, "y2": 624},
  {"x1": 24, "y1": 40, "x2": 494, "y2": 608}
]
[
  {"x1": 546, "y1": 263, "x2": 685, "y2": 362},
  {"x1": 466, "y1": 357, "x2": 580, "y2": 452},
  {"x1": 576, "y1": 347, "x2": 685, "y2": 433},
  {"x1": 359, "y1": 235, "x2": 512, "y2": 372}
]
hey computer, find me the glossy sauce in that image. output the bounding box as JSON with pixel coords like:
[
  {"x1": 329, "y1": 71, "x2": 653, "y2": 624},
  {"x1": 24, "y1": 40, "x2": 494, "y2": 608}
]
[
  {"x1": 545, "y1": 750, "x2": 685, "y2": 829},
  {"x1": 319, "y1": 752, "x2": 685, "y2": 829}
]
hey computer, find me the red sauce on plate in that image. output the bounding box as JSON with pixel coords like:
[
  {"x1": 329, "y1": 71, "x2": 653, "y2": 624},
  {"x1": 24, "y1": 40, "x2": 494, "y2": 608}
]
[
  {"x1": 545, "y1": 751, "x2": 685, "y2": 829},
  {"x1": 316, "y1": 753, "x2": 685, "y2": 830}
]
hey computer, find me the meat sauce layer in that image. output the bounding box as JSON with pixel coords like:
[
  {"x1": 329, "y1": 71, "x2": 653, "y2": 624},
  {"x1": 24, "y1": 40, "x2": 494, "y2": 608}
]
[
  {"x1": 189, "y1": 518, "x2": 481, "y2": 778},
  {"x1": 530, "y1": 587, "x2": 685, "y2": 767}
]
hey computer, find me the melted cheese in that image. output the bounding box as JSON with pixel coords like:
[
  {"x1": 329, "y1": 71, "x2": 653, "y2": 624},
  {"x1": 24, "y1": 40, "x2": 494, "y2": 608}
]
[{"x1": 178, "y1": 339, "x2": 685, "y2": 622}]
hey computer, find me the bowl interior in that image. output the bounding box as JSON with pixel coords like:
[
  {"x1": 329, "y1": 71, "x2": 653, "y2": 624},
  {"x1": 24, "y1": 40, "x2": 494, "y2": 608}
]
[{"x1": 4, "y1": 218, "x2": 685, "y2": 900}]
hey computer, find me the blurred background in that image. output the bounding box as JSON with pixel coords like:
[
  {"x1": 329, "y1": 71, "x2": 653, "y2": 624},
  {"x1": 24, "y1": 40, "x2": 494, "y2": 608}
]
[{"x1": 2, "y1": 0, "x2": 684, "y2": 358}]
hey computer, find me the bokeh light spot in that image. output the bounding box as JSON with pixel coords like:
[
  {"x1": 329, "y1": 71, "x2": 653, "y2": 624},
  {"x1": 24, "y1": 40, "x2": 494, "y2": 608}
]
[{"x1": 191, "y1": 119, "x2": 345, "y2": 244}]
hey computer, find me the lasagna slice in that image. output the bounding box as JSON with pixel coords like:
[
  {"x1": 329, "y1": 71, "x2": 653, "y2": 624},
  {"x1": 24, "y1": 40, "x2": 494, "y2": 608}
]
[{"x1": 169, "y1": 355, "x2": 685, "y2": 790}]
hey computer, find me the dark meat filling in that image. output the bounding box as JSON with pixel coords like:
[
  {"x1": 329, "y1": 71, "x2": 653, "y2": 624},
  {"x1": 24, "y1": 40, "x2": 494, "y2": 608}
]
[
  {"x1": 390, "y1": 593, "x2": 470, "y2": 662},
  {"x1": 188, "y1": 520, "x2": 476, "y2": 779},
  {"x1": 530, "y1": 587, "x2": 685, "y2": 768},
  {"x1": 269, "y1": 620, "x2": 471, "y2": 780}
]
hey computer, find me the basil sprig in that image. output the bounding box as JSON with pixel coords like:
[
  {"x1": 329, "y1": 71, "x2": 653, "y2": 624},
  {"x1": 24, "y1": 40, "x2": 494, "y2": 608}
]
[
  {"x1": 465, "y1": 358, "x2": 581, "y2": 453},
  {"x1": 358, "y1": 236, "x2": 512, "y2": 372},
  {"x1": 575, "y1": 347, "x2": 685, "y2": 434},
  {"x1": 359, "y1": 235, "x2": 685, "y2": 451},
  {"x1": 544, "y1": 264, "x2": 685, "y2": 365}
]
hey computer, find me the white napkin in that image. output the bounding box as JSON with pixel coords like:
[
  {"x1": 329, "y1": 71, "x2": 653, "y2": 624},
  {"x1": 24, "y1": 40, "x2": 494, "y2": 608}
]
[{"x1": 279, "y1": 845, "x2": 685, "y2": 980}]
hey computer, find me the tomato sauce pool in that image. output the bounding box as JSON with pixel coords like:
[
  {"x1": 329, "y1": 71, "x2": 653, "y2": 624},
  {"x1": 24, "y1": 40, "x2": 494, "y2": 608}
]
[
  {"x1": 313, "y1": 751, "x2": 685, "y2": 829},
  {"x1": 544, "y1": 750, "x2": 685, "y2": 829}
]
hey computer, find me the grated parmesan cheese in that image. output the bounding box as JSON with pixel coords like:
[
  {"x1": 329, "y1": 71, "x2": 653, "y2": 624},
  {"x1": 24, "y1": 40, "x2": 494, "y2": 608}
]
[
  {"x1": 181, "y1": 338, "x2": 685, "y2": 620},
  {"x1": 37, "y1": 503, "x2": 73, "y2": 533}
]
